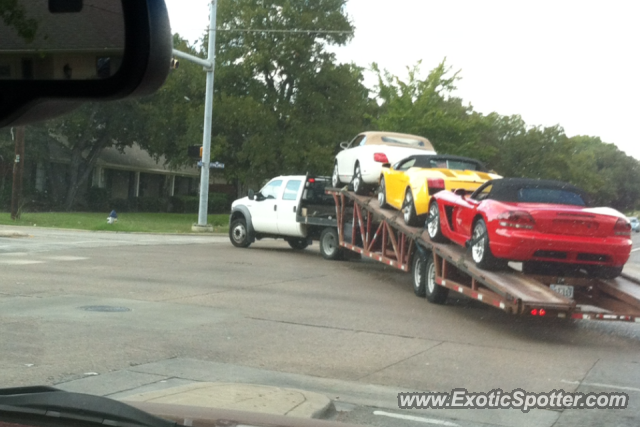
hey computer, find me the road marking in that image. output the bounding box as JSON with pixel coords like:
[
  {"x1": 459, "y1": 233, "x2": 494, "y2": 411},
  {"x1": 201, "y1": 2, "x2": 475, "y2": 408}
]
[
  {"x1": 44, "y1": 256, "x2": 89, "y2": 261},
  {"x1": 631, "y1": 248, "x2": 640, "y2": 253},
  {"x1": 0, "y1": 252, "x2": 29, "y2": 256},
  {"x1": 561, "y1": 379, "x2": 640, "y2": 393},
  {"x1": 374, "y1": 411, "x2": 459, "y2": 426},
  {"x1": 0, "y1": 260, "x2": 44, "y2": 265}
]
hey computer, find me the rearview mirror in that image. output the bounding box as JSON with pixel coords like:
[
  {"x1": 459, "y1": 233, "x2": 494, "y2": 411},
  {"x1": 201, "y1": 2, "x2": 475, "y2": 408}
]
[
  {"x1": 248, "y1": 189, "x2": 255, "y2": 201},
  {"x1": 0, "y1": 0, "x2": 172, "y2": 127},
  {"x1": 339, "y1": 141, "x2": 350, "y2": 150}
]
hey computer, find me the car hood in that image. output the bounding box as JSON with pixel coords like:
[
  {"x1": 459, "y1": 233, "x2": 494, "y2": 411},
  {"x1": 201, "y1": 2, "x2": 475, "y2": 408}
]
[{"x1": 232, "y1": 197, "x2": 250, "y2": 209}]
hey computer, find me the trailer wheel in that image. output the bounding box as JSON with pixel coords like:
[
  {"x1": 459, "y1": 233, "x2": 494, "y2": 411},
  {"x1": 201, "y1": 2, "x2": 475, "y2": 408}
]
[
  {"x1": 229, "y1": 218, "x2": 251, "y2": 248},
  {"x1": 412, "y1": 252, "x2": 427, "y2": 297},
  {"x1": 287, "y1": 238, "x2": 309, "y2": 250},
  {"x1": 320, "y1": 228, "x2": 343, "y2": 260},
  {"x1": 424, "y1": 254, "x2": 449, "y2": 304}
]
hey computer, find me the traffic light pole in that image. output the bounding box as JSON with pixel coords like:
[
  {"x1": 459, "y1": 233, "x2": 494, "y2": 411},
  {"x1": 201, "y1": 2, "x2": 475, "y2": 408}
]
[{"x1": 173, "y1": 1, "x2": 217, "y2": 232}]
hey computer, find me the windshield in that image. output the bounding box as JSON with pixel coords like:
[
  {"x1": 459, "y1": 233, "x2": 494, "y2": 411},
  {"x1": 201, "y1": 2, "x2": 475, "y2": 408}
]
[{"x1": 2, "y1": 2, "x2": 640, "y2": 427}]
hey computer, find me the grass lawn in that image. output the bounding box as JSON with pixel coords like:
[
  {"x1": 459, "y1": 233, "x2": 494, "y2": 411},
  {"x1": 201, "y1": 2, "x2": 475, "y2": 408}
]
[{"x1": 0, "y1": 212, "x2": 230, "y2": 234}]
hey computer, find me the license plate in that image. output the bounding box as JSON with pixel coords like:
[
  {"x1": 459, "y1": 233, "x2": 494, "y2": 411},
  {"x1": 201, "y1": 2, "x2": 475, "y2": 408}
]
[{"x1": 550, "y1": 284, "x2": 574, "y2": 298}]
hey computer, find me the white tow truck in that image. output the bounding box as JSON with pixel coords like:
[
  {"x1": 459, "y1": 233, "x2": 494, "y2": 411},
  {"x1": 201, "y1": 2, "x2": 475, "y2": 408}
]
[{"x1": 229, "y1": 175, "x2": 353, "y2": 260}]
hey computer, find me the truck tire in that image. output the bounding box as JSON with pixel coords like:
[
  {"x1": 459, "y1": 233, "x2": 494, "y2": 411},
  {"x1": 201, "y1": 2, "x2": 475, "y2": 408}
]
[
  {"x1": 320, "y1": 228, "x2": 343, "y2": 260},
  {"x1": 229, "y1": 218, "x2": 251, "y2": 248},
  {"x1": 287, "y1": 238, "x2": 309, "y2": 250},
  {"x1": 424, "y1": 254, "x2": 449, "y2": 304}
]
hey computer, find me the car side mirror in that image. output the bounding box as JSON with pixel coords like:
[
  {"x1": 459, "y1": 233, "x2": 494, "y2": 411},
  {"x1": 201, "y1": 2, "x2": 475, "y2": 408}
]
[
  {"x1": 0, "y1": 0, "x2": 173, "y2": 127},
  {"x1": 381, "y1": 162, "x2": 391, "y2": 169},
  {"x1": 248, "y1": 189, "x2": 255, "y2": 201},
  {"x1": 454, "y1": 188, "x2": 467, "y2": 197},
  {"x1": 339, "y1": 141, "x2": 350, "y2": 150}
]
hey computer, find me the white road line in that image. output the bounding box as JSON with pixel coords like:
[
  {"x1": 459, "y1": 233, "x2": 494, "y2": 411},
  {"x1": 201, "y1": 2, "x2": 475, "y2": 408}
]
[
  {"x1": 43, "y1": 256, "x2": 89, "y2": 261},
  {"x1": 373, "y1": 411, "x2": 460, "y2": 426},
  {"x1": 562, "y1": 379, "x2": 640, "y2": 393},
  {"x1": 0, "y1": 252, "x2": 29, "y2": 256},
  {"x1": 0, "y1": 260, "x2": 44, "y2": 265},
  {"x1": 631, "y1": 248, "x2": 640, "y2": 253}
]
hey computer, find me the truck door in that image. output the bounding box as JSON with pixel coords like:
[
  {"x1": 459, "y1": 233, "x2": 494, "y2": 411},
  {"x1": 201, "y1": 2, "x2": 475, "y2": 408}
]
[
  {"x1": 277, "y1": 178, "x2": 305, "y2": 237},
  {"x1": 251, "y1": 178, "x2": 283, "y2": 234}
]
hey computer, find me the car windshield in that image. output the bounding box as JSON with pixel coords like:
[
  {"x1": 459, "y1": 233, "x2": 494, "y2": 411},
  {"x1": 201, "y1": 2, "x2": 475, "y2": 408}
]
[{"x1": 2, "y1": 2, "x2": 640, "y2": 427}]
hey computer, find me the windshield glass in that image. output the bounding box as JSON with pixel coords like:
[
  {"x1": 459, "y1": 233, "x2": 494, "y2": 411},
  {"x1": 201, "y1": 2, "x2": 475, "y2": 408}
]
[{"x1": 2, "y1": 2, "x2": 640, "y2": 427}]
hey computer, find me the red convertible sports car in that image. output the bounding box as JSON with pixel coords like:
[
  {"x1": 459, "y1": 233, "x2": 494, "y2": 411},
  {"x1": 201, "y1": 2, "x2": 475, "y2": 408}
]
[{"x1": 427, "y1": 178, "x2": 632, "y2": 279}]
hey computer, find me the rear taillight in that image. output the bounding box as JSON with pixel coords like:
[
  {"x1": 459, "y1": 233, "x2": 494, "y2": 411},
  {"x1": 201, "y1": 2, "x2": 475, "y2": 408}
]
[
  {"x1": 373, "y1": 153, "x2": 389, "y2": 163},
  {"x1": 614, "y1": 218, "x2": 631, "y2": 236},
  {"x1": 497, "y1": 210, "x2": 535, "y2": 230},
  {"x1": 427, "y1": 178, "x2": 445, "y2": 195},
  {"x1": 531, "y1": 308, "x2": 546, "y2": 316},
  {"x1": 308, "y1": 178, "x2": 316, "y2": 183}
]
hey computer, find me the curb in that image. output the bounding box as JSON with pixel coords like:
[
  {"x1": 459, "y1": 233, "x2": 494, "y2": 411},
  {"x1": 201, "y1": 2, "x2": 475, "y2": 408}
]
[{"x1": 0, "y1": 231, "x2": 30, "y2": 238}]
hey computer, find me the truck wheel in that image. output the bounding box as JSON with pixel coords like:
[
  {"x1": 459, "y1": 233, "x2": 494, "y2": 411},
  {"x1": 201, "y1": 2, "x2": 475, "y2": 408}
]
[
  {"x1": 229, "y1": 218, "x2": 251, "y2": 248},
  {"x1": 320, "y1": 228, "x2": 343, "y2": 260},
  {"x1": 426, "y1": 201, "x2": 448, "y2": 243},
  {"x1": 287, "y1": 238, "x2": 309, "y2": 250},
  {"x1": 424, "y1": 254, "x2": 449, "y2": 304}
]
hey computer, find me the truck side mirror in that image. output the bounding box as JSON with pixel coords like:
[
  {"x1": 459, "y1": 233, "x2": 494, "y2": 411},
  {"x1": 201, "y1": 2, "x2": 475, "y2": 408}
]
[{"x1": 248, "y1": 189, "x2": 255, "y2": 200}]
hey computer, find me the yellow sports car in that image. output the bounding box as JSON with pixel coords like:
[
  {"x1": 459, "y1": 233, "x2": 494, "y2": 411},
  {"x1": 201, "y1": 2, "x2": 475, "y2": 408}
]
[{"x1": 378, "y1": 154, "x2": 502, "y2": 225}]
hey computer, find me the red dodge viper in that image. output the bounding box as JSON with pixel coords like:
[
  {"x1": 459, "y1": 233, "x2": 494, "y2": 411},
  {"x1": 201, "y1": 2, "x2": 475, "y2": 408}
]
[{"x1": 427, "y1": 178, "x2": 632, "y2": 279}]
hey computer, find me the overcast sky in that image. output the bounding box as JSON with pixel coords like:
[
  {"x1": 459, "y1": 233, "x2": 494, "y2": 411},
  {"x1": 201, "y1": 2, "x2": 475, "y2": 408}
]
[{"x1": 164, "y1": 0, "x2": 640, "y2": 160}]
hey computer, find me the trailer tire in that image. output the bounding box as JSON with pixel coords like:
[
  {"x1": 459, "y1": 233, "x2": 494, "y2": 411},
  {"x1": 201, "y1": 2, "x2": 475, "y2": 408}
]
[
  {"x1": 229, "y1": 218, "x2": 251, "y2": 248},
  {"x1": 424, "y1": 254, "x2": 449, "y2": 304},
  {"x1": 287, "y1": 238, "x2": 309, "y2": 250},
  {"x1": 320, "y1": 228, "x2": 343, "y2": 260},
  {"x1": 412, "y1": 252, "x2": 427, "y2": 297}
]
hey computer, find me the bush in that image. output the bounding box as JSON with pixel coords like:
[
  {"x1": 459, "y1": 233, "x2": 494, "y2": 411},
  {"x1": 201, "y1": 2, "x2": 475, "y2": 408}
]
[
  {"x1": 167, "y1": 193, "x2": 230, "y2": 214},
  {"x1": 134, "y1": 197, "x2": 167, "y2": 213},
  {"x1": 87, "y1": 187, "x2": 111, "y2": 212},
  {"x1": 110, "y1": 198, "x2": 135, "y2": 213}
]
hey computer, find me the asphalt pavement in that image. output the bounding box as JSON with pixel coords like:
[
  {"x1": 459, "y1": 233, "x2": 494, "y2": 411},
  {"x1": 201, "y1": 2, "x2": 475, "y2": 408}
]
[{"x1": 2, "y1": 225, "x2": 640, "y2": 427}]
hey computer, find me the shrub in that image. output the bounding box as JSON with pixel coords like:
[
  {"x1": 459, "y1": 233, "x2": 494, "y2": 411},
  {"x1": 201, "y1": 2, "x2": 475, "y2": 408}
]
[{"x1": 87, "y1": 187, "x2": 111, "y2": 212}]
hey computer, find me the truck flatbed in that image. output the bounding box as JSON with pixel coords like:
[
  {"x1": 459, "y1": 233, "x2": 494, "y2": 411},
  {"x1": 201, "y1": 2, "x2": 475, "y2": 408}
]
[{"x1": 327, "y1": 188, "x2": 640, "y2": 322}]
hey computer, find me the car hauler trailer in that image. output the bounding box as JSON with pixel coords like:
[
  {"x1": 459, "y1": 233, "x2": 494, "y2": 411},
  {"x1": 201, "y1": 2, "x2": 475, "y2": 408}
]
[{"x1": 327, "y1": 188, "x2": 640, "y2": 322}]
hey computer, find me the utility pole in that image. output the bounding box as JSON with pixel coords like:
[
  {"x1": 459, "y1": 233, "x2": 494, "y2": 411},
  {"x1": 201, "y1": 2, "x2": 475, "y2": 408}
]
[
  {"x1": 10, "y1": 126, "x2": 25, "y2": 220},
  {"x1": 182, "y1": 0, "x2": 217, "y2": 232}
]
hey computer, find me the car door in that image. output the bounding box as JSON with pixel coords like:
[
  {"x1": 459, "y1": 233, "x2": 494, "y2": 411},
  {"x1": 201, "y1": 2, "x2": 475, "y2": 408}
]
[
  {"x1": 453, "y1": 183, "x2": 492, "y2": 240},
  {"x1": 250, "y1": 178, "x2": 283, "y2": 234},
  {"x1": 386, "y1": 157, "x2": 416, "y2": 208},
  {"x1": 337, "y1": 134, "x2": 366, "y2": 183},
  {"x1": 277, "y1": 178, "x2": 305, "y2": 237}
]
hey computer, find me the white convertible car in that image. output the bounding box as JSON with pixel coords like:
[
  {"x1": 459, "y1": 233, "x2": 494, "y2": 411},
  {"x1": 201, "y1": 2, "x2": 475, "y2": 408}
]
[{"x1": 332, "y1": 131, "x2": 436, "y2": 194}]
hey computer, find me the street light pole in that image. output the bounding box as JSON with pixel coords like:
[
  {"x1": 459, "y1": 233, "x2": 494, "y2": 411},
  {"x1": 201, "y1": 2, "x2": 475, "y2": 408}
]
[{"x1": 193, "y1": 0, "x2": 217, "y2": 232}]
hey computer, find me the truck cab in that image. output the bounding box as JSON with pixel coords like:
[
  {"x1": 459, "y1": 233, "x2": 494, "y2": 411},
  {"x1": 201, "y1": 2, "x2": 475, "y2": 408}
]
[{"x1": 229, "y1": 175, "x2": 336, "y2": 250}]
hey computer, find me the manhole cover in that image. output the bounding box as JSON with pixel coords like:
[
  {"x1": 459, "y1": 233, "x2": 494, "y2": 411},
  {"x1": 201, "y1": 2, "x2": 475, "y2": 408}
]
[{"x1": 80, "y1": 305, "x2": 131, "y2": 312}]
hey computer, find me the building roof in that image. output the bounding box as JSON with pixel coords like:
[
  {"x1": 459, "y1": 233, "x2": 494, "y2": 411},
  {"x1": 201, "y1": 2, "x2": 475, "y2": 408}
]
[{"x1": 0, "y1": 0, "x2": 124, "y2": 53}]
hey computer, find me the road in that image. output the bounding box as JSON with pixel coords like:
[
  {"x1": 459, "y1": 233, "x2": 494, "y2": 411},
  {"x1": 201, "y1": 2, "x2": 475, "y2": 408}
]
[{"x1": 1, "y1": 226, "x2": 640, "y2": 427}]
